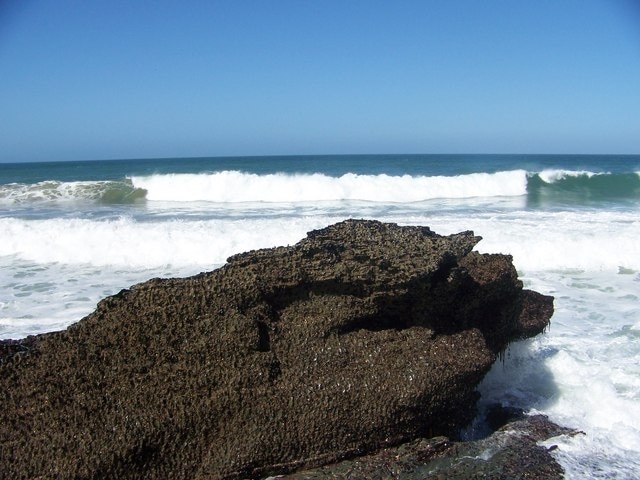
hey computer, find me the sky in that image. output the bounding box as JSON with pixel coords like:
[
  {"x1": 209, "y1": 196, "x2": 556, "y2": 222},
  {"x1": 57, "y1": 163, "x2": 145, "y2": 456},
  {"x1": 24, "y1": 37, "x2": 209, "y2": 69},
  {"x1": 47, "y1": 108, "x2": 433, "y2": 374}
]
[{"x1": 0, "y1": 0, "x2": 639, "y2": 162}]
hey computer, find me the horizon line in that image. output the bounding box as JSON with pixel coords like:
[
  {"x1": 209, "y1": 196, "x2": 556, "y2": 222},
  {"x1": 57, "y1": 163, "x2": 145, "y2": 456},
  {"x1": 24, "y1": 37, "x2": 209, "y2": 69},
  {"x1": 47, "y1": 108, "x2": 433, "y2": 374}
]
[{"x1": 3, "y1": 152, "x2": 640, "y2": 165}]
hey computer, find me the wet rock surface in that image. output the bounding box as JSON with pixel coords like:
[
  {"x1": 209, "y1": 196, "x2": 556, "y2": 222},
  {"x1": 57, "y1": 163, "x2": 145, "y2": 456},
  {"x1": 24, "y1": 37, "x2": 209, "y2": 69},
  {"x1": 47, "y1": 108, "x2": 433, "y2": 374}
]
[
  {"x1": 280, "y1": 412, "x2": 579, "y2": 480},
  {"x1": 0, "y1": 220, "x2": 553, "y2": 479}
]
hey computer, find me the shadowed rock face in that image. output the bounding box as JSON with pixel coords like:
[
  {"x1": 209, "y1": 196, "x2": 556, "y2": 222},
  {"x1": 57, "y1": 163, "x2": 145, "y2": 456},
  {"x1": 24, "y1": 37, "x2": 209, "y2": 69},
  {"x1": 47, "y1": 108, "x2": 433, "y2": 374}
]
[{"x1": 0, "y1": 220, "x2": 553, "y2": 480}]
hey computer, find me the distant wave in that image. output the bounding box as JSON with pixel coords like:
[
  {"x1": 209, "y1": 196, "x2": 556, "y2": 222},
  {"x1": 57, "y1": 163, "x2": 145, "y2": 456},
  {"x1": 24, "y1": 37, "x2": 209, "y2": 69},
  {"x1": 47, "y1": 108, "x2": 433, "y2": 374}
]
[
  {"x1": 0, "y1": 179, "x2": 147, "y2": 204},
  {"x1": 1, "y1": 169, "x2": 638, "y2": 205}
]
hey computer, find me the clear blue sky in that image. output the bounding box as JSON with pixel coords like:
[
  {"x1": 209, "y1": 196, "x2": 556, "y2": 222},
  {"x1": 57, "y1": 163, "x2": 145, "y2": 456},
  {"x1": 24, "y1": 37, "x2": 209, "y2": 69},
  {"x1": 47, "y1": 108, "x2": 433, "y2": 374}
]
[{"x1": 1, "y1": 0, "x2": 639, "y2": 162}]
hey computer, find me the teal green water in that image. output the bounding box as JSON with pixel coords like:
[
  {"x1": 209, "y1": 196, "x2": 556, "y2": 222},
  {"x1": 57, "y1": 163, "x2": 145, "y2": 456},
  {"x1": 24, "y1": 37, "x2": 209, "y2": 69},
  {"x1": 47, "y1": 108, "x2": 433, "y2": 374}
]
[{"x1": 1, "y1": 153, "x2": 638, "y2": 180}]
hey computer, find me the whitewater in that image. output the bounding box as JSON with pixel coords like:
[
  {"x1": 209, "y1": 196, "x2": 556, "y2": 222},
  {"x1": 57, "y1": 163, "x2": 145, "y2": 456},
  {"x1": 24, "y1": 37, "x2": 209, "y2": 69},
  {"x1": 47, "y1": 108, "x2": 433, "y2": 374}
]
[{"x1": 1, "y1": 154, "x2": 639, "y2": 478}]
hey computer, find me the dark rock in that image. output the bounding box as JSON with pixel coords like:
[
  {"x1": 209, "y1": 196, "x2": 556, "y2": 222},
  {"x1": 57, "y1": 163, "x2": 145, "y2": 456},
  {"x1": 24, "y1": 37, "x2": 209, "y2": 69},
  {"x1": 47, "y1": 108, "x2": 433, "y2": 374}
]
[
  {"x1": 281, "y1": 414, "x2": 579, "y2": 480},
  {"x1": 485, "y1": 403, "x2": 527, "y2": 431},
  {"x1": 0, "y1": 336, "x2": 38, "y2": 364},
  {"x1": 0, "y1": 220, "x2": 553, "y2": 479}
]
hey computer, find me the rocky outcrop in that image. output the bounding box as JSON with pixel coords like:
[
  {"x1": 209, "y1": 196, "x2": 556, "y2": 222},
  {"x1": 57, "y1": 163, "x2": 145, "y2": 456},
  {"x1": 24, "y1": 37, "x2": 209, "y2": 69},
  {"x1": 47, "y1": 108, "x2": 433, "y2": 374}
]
[{"x1": 0, "y1": 220, "x2": 553, "y2": 479}]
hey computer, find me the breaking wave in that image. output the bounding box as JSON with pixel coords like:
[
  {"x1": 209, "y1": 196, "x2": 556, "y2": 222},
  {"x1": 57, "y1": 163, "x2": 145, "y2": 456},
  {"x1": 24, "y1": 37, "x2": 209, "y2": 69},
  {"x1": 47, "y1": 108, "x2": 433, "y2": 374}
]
[
  {"x1": 130, "y1": 170, "x2": 529, "y2": 203},
  {"x1": 1, "y1": 170, "x2": 638, "y2": 205}
]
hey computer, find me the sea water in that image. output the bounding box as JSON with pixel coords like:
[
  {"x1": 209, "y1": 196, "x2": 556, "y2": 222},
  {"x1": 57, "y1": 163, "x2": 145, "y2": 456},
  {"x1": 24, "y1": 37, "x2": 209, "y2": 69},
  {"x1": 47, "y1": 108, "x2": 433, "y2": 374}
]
[{"x1": 1, "y1": 154, "x2": 639, "y2": 478}]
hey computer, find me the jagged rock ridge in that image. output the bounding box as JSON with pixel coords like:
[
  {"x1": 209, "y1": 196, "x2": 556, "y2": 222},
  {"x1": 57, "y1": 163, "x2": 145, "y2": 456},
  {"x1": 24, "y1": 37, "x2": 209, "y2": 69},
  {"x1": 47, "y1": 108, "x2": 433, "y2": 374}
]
[{"x1": 0, "y1": 220, "x2": 553, "y2": 479}]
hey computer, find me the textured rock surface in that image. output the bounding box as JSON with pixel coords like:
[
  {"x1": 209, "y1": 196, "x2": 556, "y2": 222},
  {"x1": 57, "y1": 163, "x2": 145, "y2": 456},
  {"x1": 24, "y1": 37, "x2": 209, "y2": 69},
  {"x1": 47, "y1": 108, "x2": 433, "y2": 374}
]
[
  {"x1": 0, "y1": 220, "x2": 553, "y2": 479},
  {"x1": 280, "y1": 413, "x2": 579, "y2": 480}
]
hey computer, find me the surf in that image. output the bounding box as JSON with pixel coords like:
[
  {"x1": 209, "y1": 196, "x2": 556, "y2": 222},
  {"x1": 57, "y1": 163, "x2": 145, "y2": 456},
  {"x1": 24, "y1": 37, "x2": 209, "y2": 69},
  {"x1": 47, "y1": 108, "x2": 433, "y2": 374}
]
[{"x1": 1, "y1": 208, "x2": 639, "y2": 272}]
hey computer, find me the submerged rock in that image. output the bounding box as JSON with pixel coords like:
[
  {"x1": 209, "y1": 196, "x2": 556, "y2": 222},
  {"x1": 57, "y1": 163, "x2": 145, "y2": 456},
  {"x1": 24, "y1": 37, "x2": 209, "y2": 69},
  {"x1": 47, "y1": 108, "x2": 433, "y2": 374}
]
[{"x1": 0, "y1": 220, "x2": 553, "y2": 479}]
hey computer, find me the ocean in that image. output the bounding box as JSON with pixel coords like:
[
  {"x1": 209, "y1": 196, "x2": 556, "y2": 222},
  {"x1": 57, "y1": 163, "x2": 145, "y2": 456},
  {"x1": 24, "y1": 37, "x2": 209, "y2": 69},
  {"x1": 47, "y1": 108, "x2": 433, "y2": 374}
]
[{"x1": 1, "y1": 154, "x2": 639, "y2": 478}]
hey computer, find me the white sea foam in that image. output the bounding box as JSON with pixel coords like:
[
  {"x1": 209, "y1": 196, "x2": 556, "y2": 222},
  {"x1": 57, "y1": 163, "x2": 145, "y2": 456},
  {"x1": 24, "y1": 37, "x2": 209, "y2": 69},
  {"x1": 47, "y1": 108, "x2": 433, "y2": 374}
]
[
  {"x1": 130, "y1": 170, "x2": 529, "y2": 203},
  {"x1": 0, "y1": 216, "x2": 335, "y2": 268},
  {"x1": 396, "y1": 210, "x2": 640, "y2": 272},
  {"x1": 476, "y1": 271, "x2": 640, "y2": 479},
  {"x1": 1, "y1": 209, "x2": 639, "y2": 272}
]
